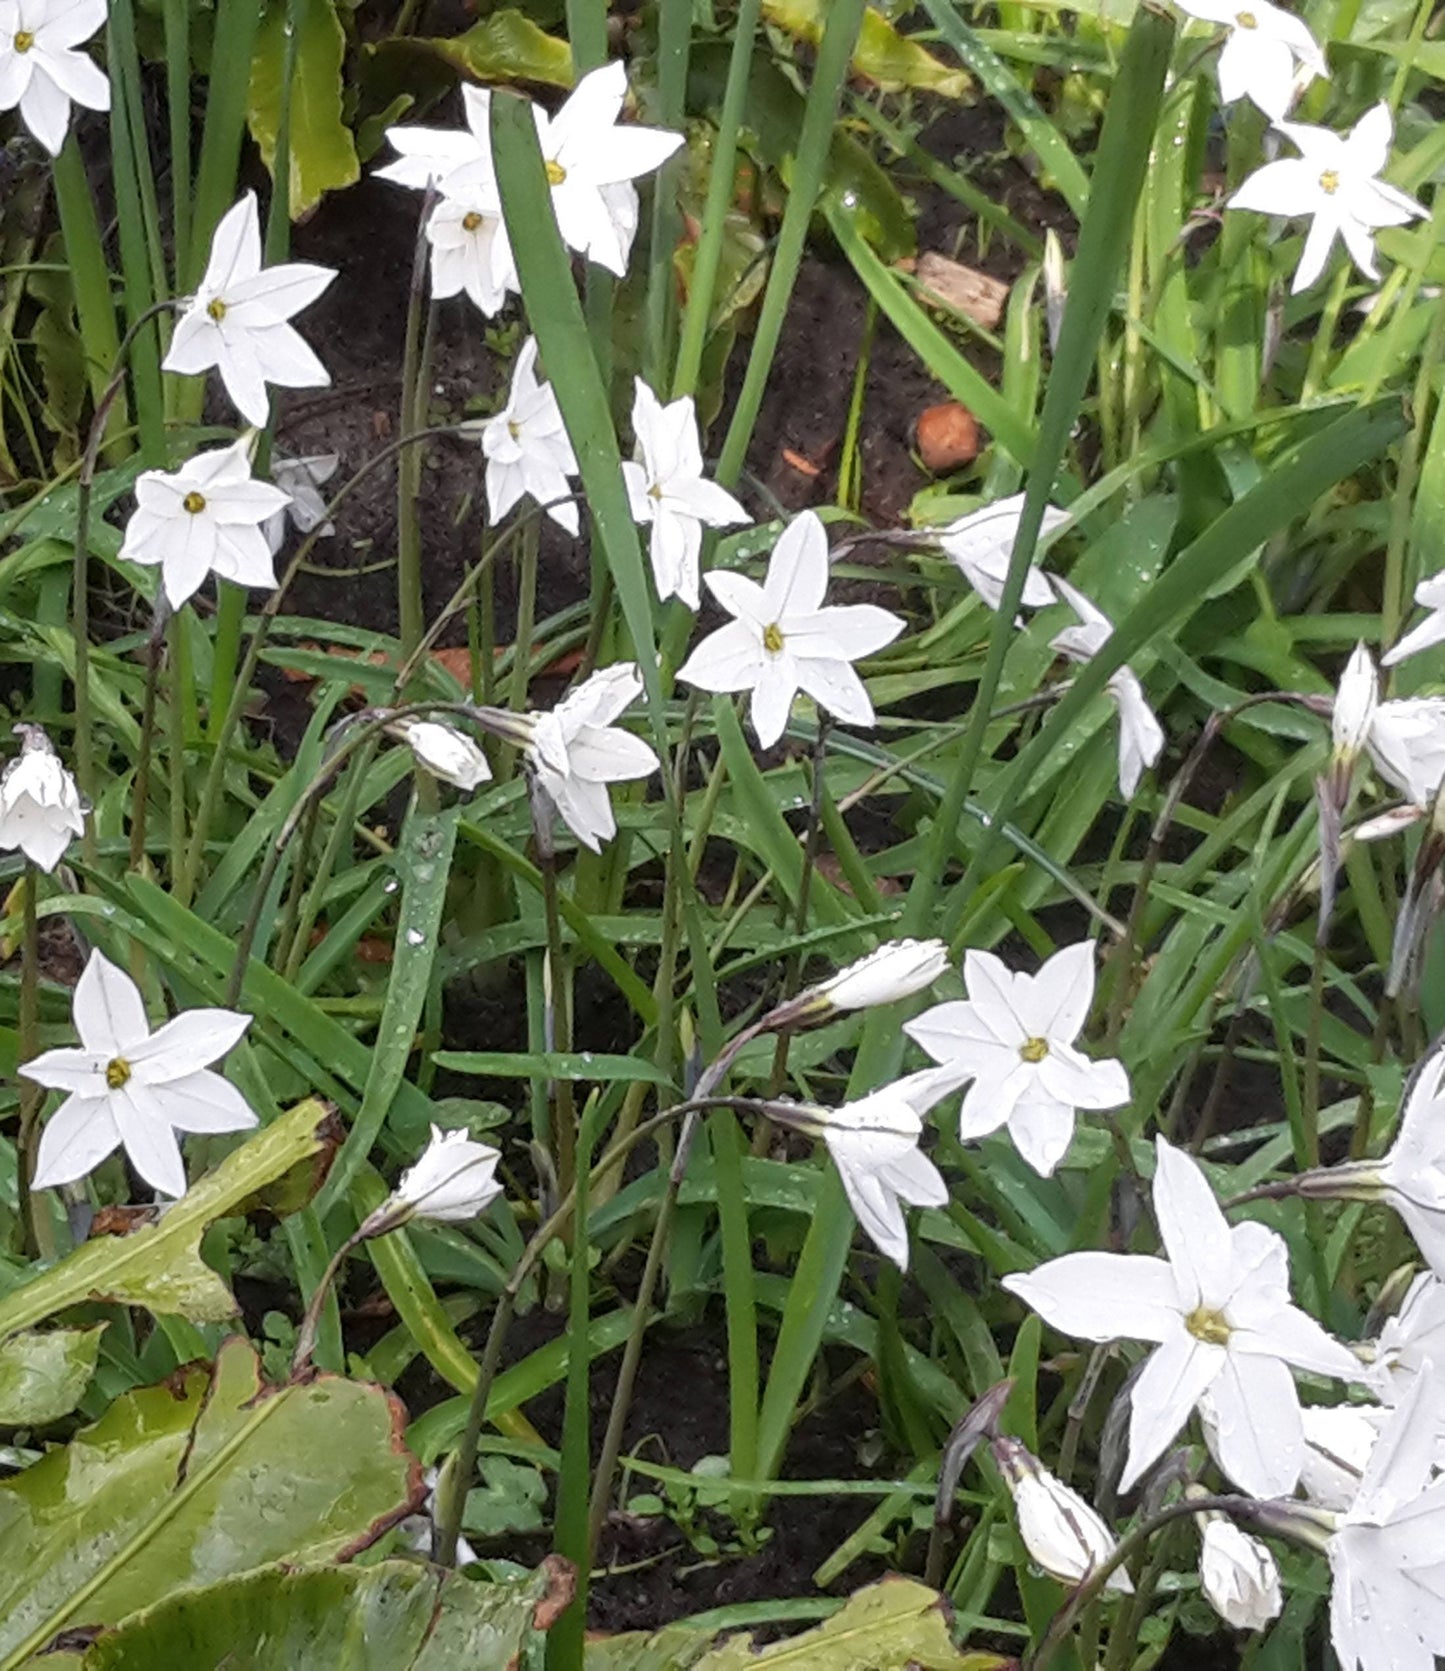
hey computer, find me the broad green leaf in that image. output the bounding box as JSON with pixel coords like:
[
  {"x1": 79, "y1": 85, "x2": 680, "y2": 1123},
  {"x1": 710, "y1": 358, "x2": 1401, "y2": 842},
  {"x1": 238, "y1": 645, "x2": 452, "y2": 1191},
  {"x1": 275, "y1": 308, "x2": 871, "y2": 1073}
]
[
  {"x1": 695, "y1": 1576, "x2": 1009, "y2": 1668},
  {"x1": 0, "y1": 1325, "x2": 104, "y2": 1425},
  {"x1": 248, "y1": 0, "x2": 359, "y2": 217},
  {"x1": 762, "y1": 1, "x2": 972, "y2": 98},
  {"x1": 64, "y1": 1559, "x2": 566, "y2": 1669},
  {"x1": 0, "y1": 1337, "x2": 421, "y2": 1662},
  {"x1": 0, "y1": 1099, "x2": 333, "y2": 1338},
  {"x1": 375, "y1": 9, "x2": 573, "y2": 92}
]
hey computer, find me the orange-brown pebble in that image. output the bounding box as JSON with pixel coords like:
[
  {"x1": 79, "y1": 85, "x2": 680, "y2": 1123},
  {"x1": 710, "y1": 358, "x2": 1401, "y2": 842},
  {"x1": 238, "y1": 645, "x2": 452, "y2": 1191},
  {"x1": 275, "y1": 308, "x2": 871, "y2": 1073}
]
[{"x1": 915, "y1": 401, "x2": 980, "y2": 471}]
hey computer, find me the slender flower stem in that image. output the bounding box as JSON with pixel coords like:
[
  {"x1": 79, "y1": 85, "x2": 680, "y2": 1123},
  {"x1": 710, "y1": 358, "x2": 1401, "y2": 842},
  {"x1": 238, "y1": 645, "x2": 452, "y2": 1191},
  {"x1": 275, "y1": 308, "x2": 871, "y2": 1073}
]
[
  {"x1": 531, "y1": 780, "x2": 577, "y2": 1200},
  {"x1": 16, "y1": 861, "x2": 49, "y2": 1260},
  {"x1": 509, "y1": 517, "x2": 539, "y2": 717},
  {"x1": 767, "y1": 714, "x2": 831, "y2": 1099},
  {"x1": 72, "y1": 299, "x2": 179, "y2": 860},
  {"x1": 167, "y1": 610, "x2": 189, "y2": 887},
  {"x1": 397, "y1": 198, "x2": 436, "y2": 677},
  {"x1": 290, "y1": 1222, "x2": 368, "y2": 1376}
]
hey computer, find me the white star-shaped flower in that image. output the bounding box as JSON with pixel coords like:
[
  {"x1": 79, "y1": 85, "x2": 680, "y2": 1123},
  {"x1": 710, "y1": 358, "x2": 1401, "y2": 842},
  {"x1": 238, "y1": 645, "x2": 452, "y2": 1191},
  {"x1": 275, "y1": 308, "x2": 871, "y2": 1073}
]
[
  {"x1": 526, "y1": 663, "x2": 660, "y2": 852},
  {"x1": 1327, "y1": 1365, "x2": 1445, "y2": 1671},
  {"x1": 1230, "y1": 103, "x2": 1425, "y2": 294},
  {"x1": 477, "y1": 336, "x2": 579, "y2": 536},
  {"x1": 1172, "y1": 0, "x2": 1326, "y2": 117},
  {"x1": 1384, "y1": 571, "x2": 1445, "y2": 669},
  {"x1": 120, "y1": 437, "x2": 291, "y2": 610},
  {"x1": 621, "y1": 379, "x2": 748, "y2": 611},
  {"x1": 523, "y1": 62, "x2": 683, "y2": 278},
  {"x1": 778, "y1": 1065, "x2": 959, "y2": 1271},
  {"x1": 0, "y1": 0, "x2": 108, "y2": 156},
  {"x1": 1324, "y1": 643, "x2": 1445, "y2": 812},
  {"x1": 0, "y1": 723, "x2": 83, "y2": 871},
  {"x1": 390, "y1": 1125, "x2": 502, "y2": 1224},
  {"x1": 1004, "y1": 1137, "x2": 1363, "y2": 1497},
  {"x1": 22, "y1": 949, "x2": 257, "y2": 1199},
  {"x1": 1051, "y1": 578, "x2": 1164, "y2": 799},
  {"x1": 163, "y1": 192, "x2": 336, "y2": 427},
  {"x1": 904, "y1": 941, "x2": 1129, "y2": 1178},
  {"x1": 425, "y1": 194, "x2": 516, "y2": 317},
  {"x1": 676, "y1": 510, "x2": 904, "y2": 749},
  {"x1": 933, "y1": 493, "x2": 1067, "y2": 615}
]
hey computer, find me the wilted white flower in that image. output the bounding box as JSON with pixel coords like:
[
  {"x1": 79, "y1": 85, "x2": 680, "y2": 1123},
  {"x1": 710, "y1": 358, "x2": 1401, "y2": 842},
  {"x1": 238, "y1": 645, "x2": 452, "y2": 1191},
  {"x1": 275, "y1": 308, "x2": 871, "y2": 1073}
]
[
  {"x1": 391, "y1": 1125, "x2": 502, "y2": 1224},
  {"x1": 1005, "y1": 1137, "x2": 1363, "y2": 1496},
  {"x1": 933, "y1": 494, "x2": 1068, "y2": 614},
  {"x1": 392, "y1": 719, "x2": 491, "y2": 792},
  {"x1": 425, "y1": 194, "x2": 516, "y2": 317},
  {"x1": 1384, "y1": 572, "x2": 1445, "y2": 669},
  {"x1": 477, "y1": 336, "x2": 579, "y2": 536},
  {"x1": 525, "y1": 664, "x2": 660, "y2": 852},
  {"x1": 0, "y1": 0, "x2": 109, "y2": 155},
  {"x1": 163, "y1": 193, "x2": 336, "y2": 427},
  {"x1": 993, "y1": 1436, "x2": 1132, "y2": 1592},
  {"x1": 1172, "y1": 0, "x2": 1326, "y2": 117},
  {"x1": 905, "y1": 941, "x2": 1129, "y2": 1177},
  {"x1": 621, "y1": 379, "x2": 748, "y2": 611},
  {"x1": 1199, "y1": 1516, "x2": 1283, "y2": 1630},
  {"x1": 1326, "y1": 1365, "x2": 1445, "y2": 1671},
  {"x1": 1230, "y1": 103, "x2": 1425, "y2": 294},
  {"x1": 263, "y1": 452, "x2": 338, "y2": 557},
  {"x1": 0, "y1": 723, "x2": 84, "y2": 871},
  {"x1": 677, "y1": 510, "x2": 904, "y2": 749},
  {"x1": 120, "y1": 437, "x2": 290, "y2": 610},
  {"x1": 22, "y1": 949, "x2": 256, "y2": 1199},
  {"x1": 778, "y1": 1065, "x2": 960, "y2": 1271},
  {"x1": 1051, "y1": 578, "x2": 1164, "y2": 799}
]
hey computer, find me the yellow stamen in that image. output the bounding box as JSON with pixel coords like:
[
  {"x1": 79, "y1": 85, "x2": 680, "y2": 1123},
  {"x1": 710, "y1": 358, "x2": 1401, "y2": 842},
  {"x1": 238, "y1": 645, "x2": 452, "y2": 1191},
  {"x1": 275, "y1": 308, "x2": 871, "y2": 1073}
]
[
  {"x1": 1319, "y1": 169, "x2": 1340, "y2": 195},
  {"x1": 206, "y1": 297, "x2": 228, "y2": 321},
  {"x1": 1186, "y1": 1305, "x2": 1231, "y2": 1346},
  {"x1": 1235, "y1": 10, "x2": 1257, "y2": 24},
  {"x1": 1020, "y1": 1036, "x2": 1049, "y2": 1064},
  {"x1": 762, "y1": 622, "x2": 785, "y2": 654},
  {"x1": 182, "y1": 491, "x2": 206, "y2": 515},
  {"x1": 14, "y1": 29, "x2": 33, "y2": 50},
  {"x1": 462, "y1": 211, "x2": 483, "y2": 232},
  {"x1": 106, "y1": 1057, "x2": 132, "y2": 1090},
  {"x1": 545, "y1": 160, "x2": 567, "y2": 187}
]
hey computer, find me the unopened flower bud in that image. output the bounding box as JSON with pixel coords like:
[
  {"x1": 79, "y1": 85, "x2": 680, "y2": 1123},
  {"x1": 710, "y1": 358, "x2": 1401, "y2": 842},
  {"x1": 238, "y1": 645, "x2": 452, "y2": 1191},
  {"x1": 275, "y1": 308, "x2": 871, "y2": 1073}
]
[
  {"x1": 1198, "y1": 1516, "x2": 1282, "y2": 1631},
  {"x1": 0, "y1": 723, "x2": 85, "y2": 871},
  {"x1": 392, "y1": 718, "x2": 492, "y2": 791},
  {"x1": 771, "y1": 939, "x2": 949, "y2": 1031},
  {"x1": 993, "y1": 1436, "x2": 1133, "y2": 1592},
  {"x1": 377, "y1": 1125, "x2": 502, "y2": 1228}
]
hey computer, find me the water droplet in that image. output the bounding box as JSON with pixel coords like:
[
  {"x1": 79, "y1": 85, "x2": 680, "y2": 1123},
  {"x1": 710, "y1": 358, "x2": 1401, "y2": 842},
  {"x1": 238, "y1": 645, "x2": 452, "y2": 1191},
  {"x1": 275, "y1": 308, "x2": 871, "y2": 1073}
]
[
  {"x1": 405, "y1": 927, "x2": 425, "y2": 946},
  {"x1": 383, "y1": 878, "x2": 399, "y2": 894}
]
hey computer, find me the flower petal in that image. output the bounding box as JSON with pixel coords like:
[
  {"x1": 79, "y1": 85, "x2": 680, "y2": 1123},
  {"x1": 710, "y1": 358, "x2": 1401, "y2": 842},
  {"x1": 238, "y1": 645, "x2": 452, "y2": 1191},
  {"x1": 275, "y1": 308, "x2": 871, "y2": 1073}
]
[
  {"x1": 1120, "y1": 1329, "x2": 1222, "y2": 1491},
  {"x1": 1003, "y1": 1251, "x2": 1181, "y2": 1345},
  {"x1": 31, "y1": 1094, "x2": 122, "y2": 1188},
  {"x1": 72, "y1": 949, "x2": 150, "y2": 1056}
]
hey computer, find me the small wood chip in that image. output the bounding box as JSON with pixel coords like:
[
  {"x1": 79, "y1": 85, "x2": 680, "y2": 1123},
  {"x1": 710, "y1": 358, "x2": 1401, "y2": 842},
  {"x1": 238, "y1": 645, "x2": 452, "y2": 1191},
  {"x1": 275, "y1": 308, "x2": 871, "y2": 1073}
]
[{"x1": 914, "y1": 252, "x2": 1010, "y2": 330}]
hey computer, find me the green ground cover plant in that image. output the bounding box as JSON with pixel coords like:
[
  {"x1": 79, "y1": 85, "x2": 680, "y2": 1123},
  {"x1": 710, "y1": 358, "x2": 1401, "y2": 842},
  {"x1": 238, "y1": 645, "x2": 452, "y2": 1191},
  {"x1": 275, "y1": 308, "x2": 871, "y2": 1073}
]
[{"x1": 0, "y1": 0, "x2": 1443, "y2": 1664}]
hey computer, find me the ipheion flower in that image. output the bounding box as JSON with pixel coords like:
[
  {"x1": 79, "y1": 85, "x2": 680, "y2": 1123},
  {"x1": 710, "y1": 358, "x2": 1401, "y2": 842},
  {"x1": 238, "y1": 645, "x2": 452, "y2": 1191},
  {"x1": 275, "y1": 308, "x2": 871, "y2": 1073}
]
[
  {"x1": 934, "y1": 494, "x2": 1067, "y2": 615},
  {"x1": 388, "y1": 1125, "x2": 502, "y2": 1224},
  {"x1": 392, "y1": 719, "x2": 492, "y2": 793},
  {"x1": 163, "y1": 192, "x2": 336, "y2": 427},
  {"x1": 1051, "y1": 578, "x2": 1164, "y2": 799},
  {"x1": 23, "y1": 949, "x2": 257, "y2": 1200},
  {"x1": 477, "y1": 336, "x2": 579, "y2": 536},
  {"x1": 1004, "y1": 1137, "x2": 1363, "y2": 1496},
  {"x1": 992, "y1": 1436, "x2": 1132, "y2": 1593},
  {"x1": 677, "y1": 510, "x2": 904, "y2": 749},
  {"x1": 0, "y1": 0, "x2": 109, "y2": 155},
  {"x1": 1171, "y1": 0, "x2": 1326, "y2": 118},
  {"x1": 622, "y1": 378, "x2": 748, "y2": 611},
  {"x1": 1198, "y1": 1516, "x2": 1283, "y2": 1631},
  {"x1": 524, "y1": 663, "x2": 660, "y2": 852},
  {"x1": 120, "y1": 437, "x2": 291, "y2": 610},
  {"x1": 905, "y1": 941, "x2": 1129, "y2": 1177}
]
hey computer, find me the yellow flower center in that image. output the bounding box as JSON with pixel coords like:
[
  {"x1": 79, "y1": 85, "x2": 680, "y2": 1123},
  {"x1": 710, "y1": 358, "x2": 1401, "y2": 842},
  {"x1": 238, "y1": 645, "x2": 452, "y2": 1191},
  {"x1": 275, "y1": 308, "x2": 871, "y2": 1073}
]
[
  {"x1": 462, "y1": 211, "x2": 483, "y2": 232},
  {"x1": 13, "y1": 29, "x2": 33, "y2": 50},
  {"x1": 1235, "y1": 9, "x2": 1257, "y2": 24},
  {"x1": 762, "y1": 622, "x2": 786, "y2": 654},
  {"x1": 105, "y1": 1057, "x2": 132, "y2": 1090},
  {"x1": 206, "y1": 297, "x2": 228, "y2": 321},
  {"x1": 507, "y1": 419, "x2": 521, "y2": 441},
  {"x1": 1185, "y1": 1305, "x2": 1232, "y2": 1346},
  {"x1": 182, "y1": 491, "x2": 206, "y2": 514},
  {"x1": 545, "y1": 160, "x2": 567, "y2": 187},
  {"x1": 1020, "y1": 1036, "x2": 1049, "y2": 1064},
  {"x1": 1320, "y1": 169, "x2": 1341, "y2": 195},
  {"x1": 648, "y1": 481, "x2": 664, "y2": 500}
]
